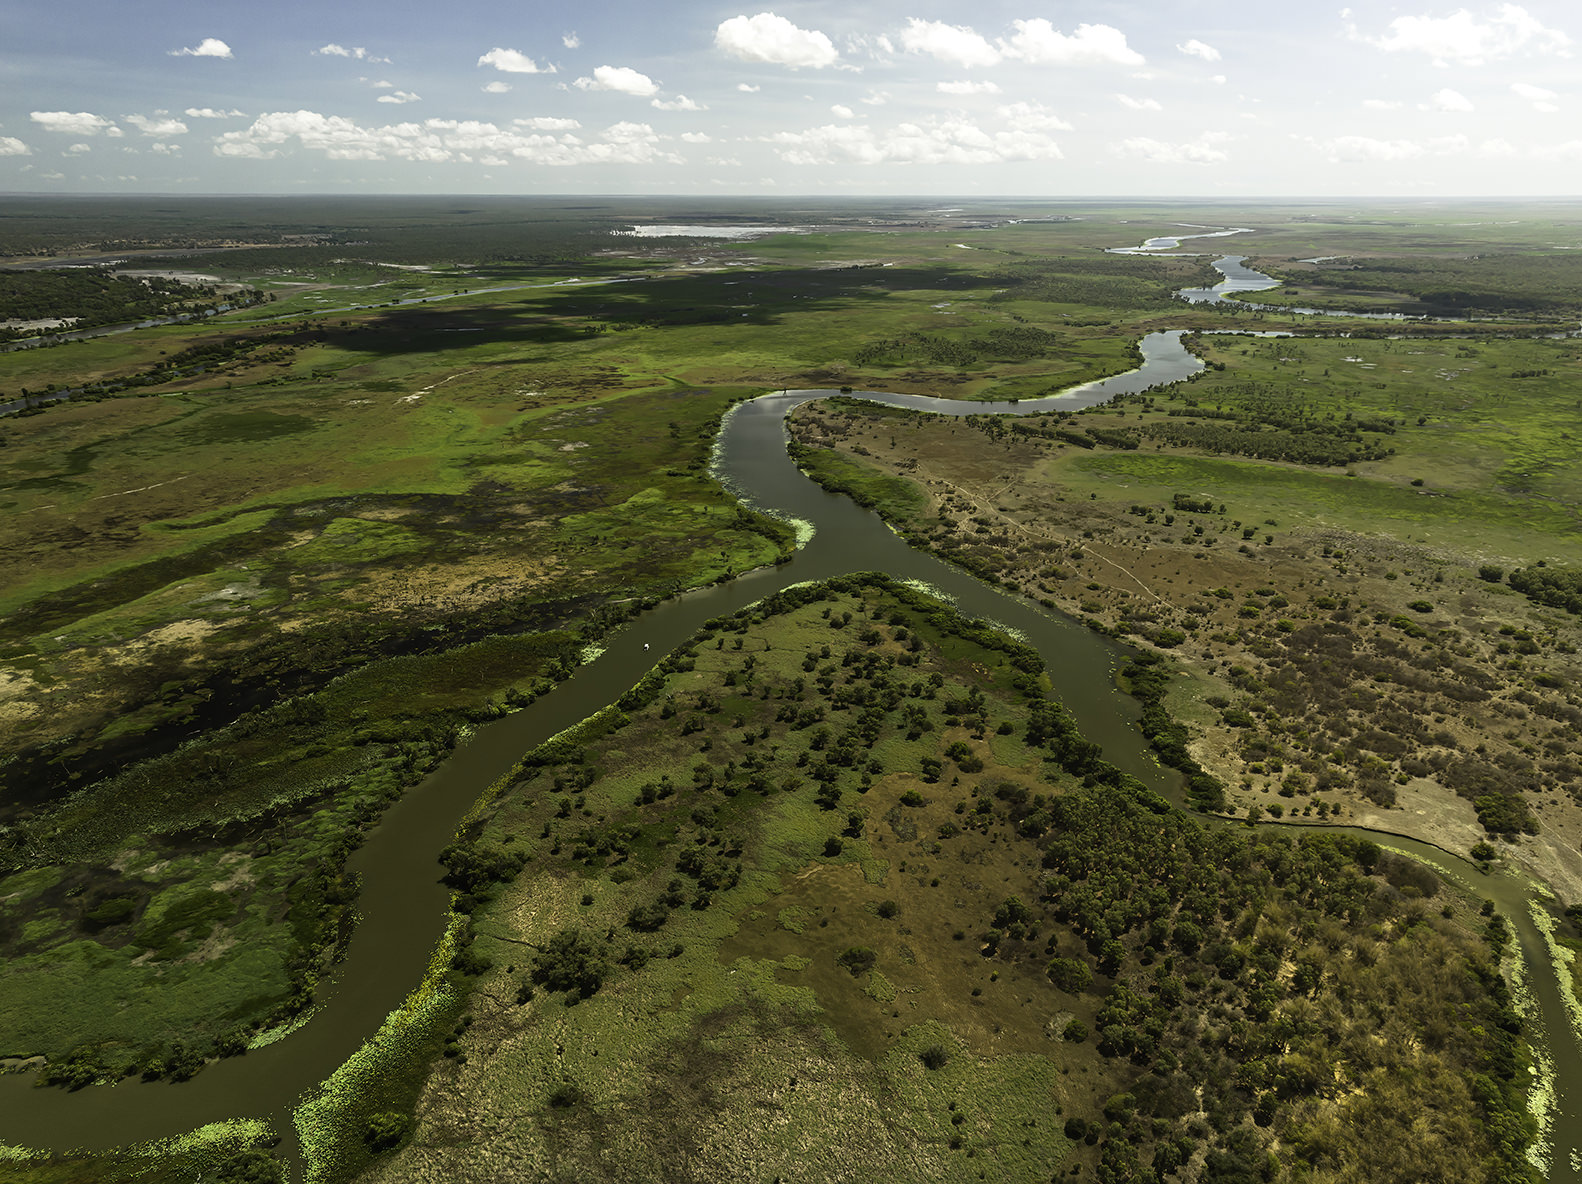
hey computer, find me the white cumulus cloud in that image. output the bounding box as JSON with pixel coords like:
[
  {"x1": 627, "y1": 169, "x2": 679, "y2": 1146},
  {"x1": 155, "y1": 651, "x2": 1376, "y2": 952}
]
[
  {"x1": 737, "y1": 83, "x2": 761, "y2": 93},
  {"x1": 1177, "y1": 38, "x2": 1221, "y2": 61},
  {"x1": 125, "y1": 114, "x2": 189, "y2": 136},
  {"x1": 377, "y1": 92, "x2": 422, "y2": 105},
  {"x1": 900, "y1": 18, "x2": 1000, "y2": 68},
  {"x1": 65, "y1": 142, "x2": 91, "y2": 155},
  {"x1": 1113, "y1": 132, "x2": 1231, "y2": 164},
  {"x1": 938, "y1": 80, "x2": 1002, "y2": 95},
  {"x1": 513, "y1": 116, "x2": 581, "y2": 131},
  {"x1": 0, "y1": 136, "x2": 31, "y2": 156},
  {"x1": 1116, "y1": 93, "x2": 1163, "y2": 111},
  {"x1": 483, "y1": 81, "x2": 512, "y2": 94},
  {"x1": 1358, "y1": 5, "x2": 1570, "y2": 64},
  {"x1": 652, "y1": 95, "x2": 705, "y2": 111},
  {"x1": 213, "y1": 110, "x2": 678, "y2": 167},
  {"x1": 767, "y1": 117, "x2": 1061, "y2": 166},
  {"x1": 563, "y1": 32, "x2": 581, "y2": 49},
  {"x1": 714, "y1": 13, "x2": 839, "y2": 69},
  {"x1": 831, "y1": 104, "x2": 854, "y2": 118},
  {"x1": 573, "y1": 66, "x2": 658, "y2": 96},
  {"x1": 1312, "y1": 133, "x2": 1470, "y2": 162},
  {"x1": 1512, "y1": 81, "x2": 1559, "y2": 110},
  {"x1": 681, "y1": 131, "x2": 712, "y2": 143},
  {"x1": 170, "y1": 38, "x2": 233, "y2": 59},
  {"x1": 1429, "y1": 87, "x2": 1473, "y2": 111},
  {"x1": 478, "y1": 47, "x2": 554, "y2": 74},
  {"x1": 995, "y1": 101, "x2": 1073, "y2": 131},
  {"x1": 30, "y1": 111, "x2": 116, "y2": 136},
  {"x1": 185, "y1": 107, "x2": 245, "y2": 119},
  {"x1": 314, "y1": 44, "x2": 387, "y2": 62},
  {"x1": 1001, "y1": 21, "x2": 1143, "y2": 66}
]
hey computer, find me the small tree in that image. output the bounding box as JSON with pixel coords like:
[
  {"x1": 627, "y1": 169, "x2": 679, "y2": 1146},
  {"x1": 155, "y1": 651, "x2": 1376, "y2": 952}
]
[
  {"x1": 836, "y1": 946, "x2": 877, "y2": 976},
  {"x1": 532, "y1": 927, "x2": 610, "y2": 999},
  {"x1": 1046, "y1": 956, "x2": 1093, "y2": 994},
  {"x1": 364, "y1": 1111, "x2": 412, "y2": 1152}
]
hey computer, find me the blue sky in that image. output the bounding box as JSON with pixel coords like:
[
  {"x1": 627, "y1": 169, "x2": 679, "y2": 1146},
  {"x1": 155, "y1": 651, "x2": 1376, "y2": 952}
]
[{"x1": 3, "y1": 1, "x2": 1579, "y2": 194}]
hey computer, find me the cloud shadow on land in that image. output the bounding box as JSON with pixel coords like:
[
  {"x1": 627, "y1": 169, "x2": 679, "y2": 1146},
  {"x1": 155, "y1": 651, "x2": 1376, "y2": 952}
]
[{"x1": 308, "y1": 266, "x2": 1007, "y2": 358}]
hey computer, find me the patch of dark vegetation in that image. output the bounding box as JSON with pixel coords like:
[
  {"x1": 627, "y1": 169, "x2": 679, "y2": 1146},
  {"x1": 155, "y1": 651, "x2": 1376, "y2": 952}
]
[
  {"x1": 989, "y1": 253, "x2": 1214, "y2": 311},
  {"x1": 0, "y1": 270, "x2": 250, "y2": 342},
  {"x1": 0, "y1": 580, "x2": 598, "y2": 819},
  {"x1": 1507, "y1": 564, "x2": 1582, "y2": 615},
  {"x1": 1264, "y1": 253, "x2": 1582, "y2": 318},
  {"x1": 1119, "y1": 652, "x2": 1227, "y2": 812}
]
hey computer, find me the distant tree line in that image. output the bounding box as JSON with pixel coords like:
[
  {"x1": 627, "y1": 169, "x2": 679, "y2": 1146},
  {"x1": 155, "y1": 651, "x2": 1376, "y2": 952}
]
[{"x1": 0, "y1": 270, "x2": 237, "y2": 338}]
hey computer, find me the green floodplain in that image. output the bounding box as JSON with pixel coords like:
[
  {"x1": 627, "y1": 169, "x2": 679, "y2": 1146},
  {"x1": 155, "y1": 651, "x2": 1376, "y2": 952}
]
[{"x1": 1, "y1": 196, "x2": 1581, "y2": 1183}]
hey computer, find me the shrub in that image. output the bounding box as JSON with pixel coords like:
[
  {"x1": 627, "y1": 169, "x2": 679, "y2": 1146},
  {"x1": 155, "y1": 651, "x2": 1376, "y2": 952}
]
[
  {"x1": 531, "y1": 927, "x2": 610, "y2": 998},
  {"x1": 364, "y1": 1111, "x2": 412, "y2": 1152},
  {"x1": 547, "y1": 1081, "x2": 585, "y2": 1108},
  {"x1": 836, "y1": 946, "x2": 878, "y2": 976},
  {"x1": 919, "y1": 1044, "x2": 949, "y2": 1070},
  {"x1": 1046, "y1": 956, "x2": 1093, "y2": 993},
  {"x1": 626, "y1": 901, "x2": 670, "y2": 932}
]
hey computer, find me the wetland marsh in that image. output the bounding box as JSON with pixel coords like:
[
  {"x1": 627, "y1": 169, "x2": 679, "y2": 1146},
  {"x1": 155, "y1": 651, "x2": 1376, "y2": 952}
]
[{"x1": 3, "y1": 197, "x2": 1582, "y2": 1183}]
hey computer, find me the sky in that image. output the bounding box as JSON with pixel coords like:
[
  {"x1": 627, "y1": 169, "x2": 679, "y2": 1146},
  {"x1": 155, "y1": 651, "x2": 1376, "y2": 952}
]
[{"x1": 3, "y1": 0, "x2": 1580, "y2": 196}]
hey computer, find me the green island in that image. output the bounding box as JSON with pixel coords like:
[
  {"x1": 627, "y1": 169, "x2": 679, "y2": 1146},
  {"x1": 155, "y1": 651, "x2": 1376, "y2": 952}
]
[{"x1": 2, "y1": 197, "x2": 1581, "y2": 1183}]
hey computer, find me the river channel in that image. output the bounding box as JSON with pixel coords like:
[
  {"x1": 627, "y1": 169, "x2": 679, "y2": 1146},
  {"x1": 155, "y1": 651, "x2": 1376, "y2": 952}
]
[{"x1": 3, "y1": 255, "x2": 1577, "y2": 1180}]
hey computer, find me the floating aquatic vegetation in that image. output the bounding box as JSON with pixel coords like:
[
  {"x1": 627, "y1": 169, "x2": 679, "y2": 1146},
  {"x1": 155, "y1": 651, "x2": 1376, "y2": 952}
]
[
  {"x1": 295, "y1": 914, "x2": 464, "y2": 1183},
  {"x1": 1529, "y1": 901, "x2": 1582, "y2": 1038},
  {"x1": 897, "y1": 578, "x2": 953, "y2": 605},
  {"x1": 709, "y1": 399, "x2": 815, "y2": 547},
  {"x1": 972, "y1": 616, "x2": 1029, "y2": 645},
  {"x1": 248, "y1": 1006, "x2": 317, "y2": 1050},
  {"x1": 1, "y1": 1118, "x2": 275, "y2": 1171},
  {"x1": 1526, "y1": 1042, "x2": 1556, "y2": 1178}
]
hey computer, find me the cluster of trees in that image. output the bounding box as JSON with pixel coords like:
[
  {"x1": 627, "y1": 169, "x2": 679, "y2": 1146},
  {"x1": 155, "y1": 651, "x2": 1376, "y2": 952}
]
[
  {"x1": 1507, "y1": 564, "x2": 1582, "y2": 615},
  {"x1": 0, "y1": 270, "x2": 238, "y2": 339},
  {"x1": 851, "y1": 326, "x2": 1064, "y2": 368},
  {"x1": 990, "y1": 254, "x2": 1214, "y2": 311},
  {"x1": 1273, "y1": 254, "x2": 1582, "y2": 317},
  {"x1": 1140, "y1": 418, "x2": 1396, "y2": 466},
  {"x1": 967, "y1": 774, "x2": 1536, "y2": 1184},
  {"x1": 1217, "y1": 609, "x2": 1547, "y2": 834},
  {"x1": 1122, "y1": 653, "x2": 1228, "y2": 812}
]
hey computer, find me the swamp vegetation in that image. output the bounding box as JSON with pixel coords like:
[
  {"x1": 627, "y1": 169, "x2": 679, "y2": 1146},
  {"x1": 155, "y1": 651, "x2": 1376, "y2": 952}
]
[{"x1": 3, "y1": 197, "x2": 1582, "y2": 1181}]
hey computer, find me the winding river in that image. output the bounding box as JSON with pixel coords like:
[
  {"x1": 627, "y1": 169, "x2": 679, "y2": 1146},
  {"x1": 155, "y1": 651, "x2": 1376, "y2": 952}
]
[{"x1": 3, "y1": 253, "x2": 1577, "y2": 1180}]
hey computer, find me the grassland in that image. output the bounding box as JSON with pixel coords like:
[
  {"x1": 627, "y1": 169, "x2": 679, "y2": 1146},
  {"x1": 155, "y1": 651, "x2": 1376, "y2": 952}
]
[{"x1": 307, "y1": 576, "x2": 1534, "y2": 1184}]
